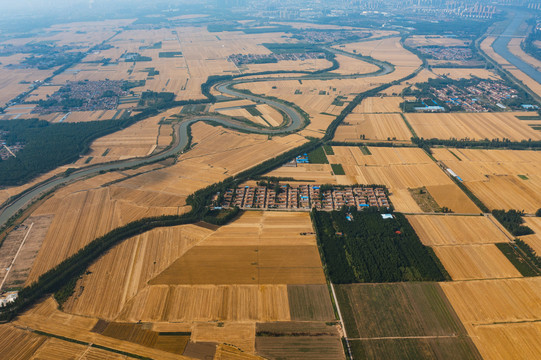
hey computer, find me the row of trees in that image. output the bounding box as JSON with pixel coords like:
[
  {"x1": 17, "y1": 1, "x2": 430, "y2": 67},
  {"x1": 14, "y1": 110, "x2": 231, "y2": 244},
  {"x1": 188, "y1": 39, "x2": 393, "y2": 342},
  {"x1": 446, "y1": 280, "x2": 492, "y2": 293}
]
[{"x1": 492, "y1": 209, "x2": 534, "y2": 236}]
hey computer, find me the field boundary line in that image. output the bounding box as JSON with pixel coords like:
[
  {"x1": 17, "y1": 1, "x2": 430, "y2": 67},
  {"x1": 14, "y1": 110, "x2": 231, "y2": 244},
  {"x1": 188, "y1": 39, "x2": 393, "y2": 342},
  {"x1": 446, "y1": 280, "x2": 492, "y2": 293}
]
[
  {"x1": 330, "y1": 282, "x2": 353, "y2": 359},
  {"x1": 349, "y1": 335, "x2": 459, "y2": 340},
  {"x1": 0, "y1": 222, "x2": 34, "y2": 291}
]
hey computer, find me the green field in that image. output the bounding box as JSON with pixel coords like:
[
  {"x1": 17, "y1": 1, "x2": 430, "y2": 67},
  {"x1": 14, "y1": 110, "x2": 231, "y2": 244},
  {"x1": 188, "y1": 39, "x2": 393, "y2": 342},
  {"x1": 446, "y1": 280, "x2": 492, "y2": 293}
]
[
  {"x1": 158, "y1": 51, "x2": 183, "y2": 58},
  {"x1": 331, "y1": 163, "x2": 345, "y2": 175},
  {"x1": 350, "y1": 337, "x2": 482, "y2": 360},
  {"x1": 337, "y1": 283, "x2": 482, "y2": 359},
  {"x1": 307, "y1": 146, "x2": 329, "y2": 164}
]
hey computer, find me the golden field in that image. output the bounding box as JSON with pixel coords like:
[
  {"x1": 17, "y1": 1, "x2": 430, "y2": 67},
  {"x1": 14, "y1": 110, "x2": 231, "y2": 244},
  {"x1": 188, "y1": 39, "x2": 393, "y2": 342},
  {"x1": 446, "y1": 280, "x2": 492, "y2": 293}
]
[
  {"x1": 431, "y1": 68, "x2": 500, "y2": 80},
  {"x1": 405, "y1": 35, "x2": 470, "y2": 47},
  {"x1": 407, "y1": 214, "x2": 511, "y2": 246},
  {"x1": 20, "y1": 122, "x2": 306, "y2": 282},
  {"x1": 433, "y1": 148, "x2": 541, "y2": 213},
  {"x1": 441, "y1": 278, "x2": 541, "y2": 360},
  {"x1": 433, "y1": 244, "x2": 521, "y2": 280},
  {"x1": 406, "y1": 112, "x2": 541, "y2": 141},
  {"x1": 333, "y1": 113, "x2": 412, "y2": 142},
  {"x1": 353, "y1": 96, "x2": 403, "y2": 113},
  {"x1": 508, "y1": 38, "x2": 541, "y2": 71},
  {"x1": 520, "y1": 217, "x2": 541, "y2": 254}
]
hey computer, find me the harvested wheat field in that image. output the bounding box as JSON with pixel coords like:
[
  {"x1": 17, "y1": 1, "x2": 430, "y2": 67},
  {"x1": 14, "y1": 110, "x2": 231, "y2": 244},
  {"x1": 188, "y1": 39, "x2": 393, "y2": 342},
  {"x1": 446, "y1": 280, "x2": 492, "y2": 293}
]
[
  {"x1": 0, "y1": 214, "x2": 53, "y2": 290},
  {"x1": 431, "y1": 68, "x2": 500, "y2": 80},
  {"x1": 433, "y1": 148, "x2": 541, "y2": 213},
  {"x1": 331, "y1": 53, "x2": 380, "y2": 75},
  {"x1": 14, "y1": 298, "x2": 190, "y2": 360},
  {"x1": 353, "y1": 96, "x2": 404, "y2": 113},
  {"x1": 255, "y1": 322, "x2": 345, "y2": 360},
  {"x1": 334, "y1": 113, "x2": 412, "y2": 142},
  {"x1": 0, "y1": 324, "x2": 47, "y2": 359},
  {"x1": 26, "y1": 186, "x2": 183, "y2": 284},
  {"x1": 117, "y1": 284, "x2": 291, "y2": 323},
  {"x1": 433, "y1": 244, "x2": 521, "y2": 280},
  {"x1": 81, "y1": 107, "x2": 179, "y2": 165},
  {"x1": 63, "y1": 224, "x2": 213, "y2": 319},
  {"x1": 406, "y1": 112, "x2": 541, "y2": 141},
  {"x1": 424, "y1": 184, "x2": 481, "y2": 213},
  {"x1": 148, "y1": 244, "x2": 325, "y2": 285},
  {"x1": 520, "y1": 217, "x2": 541, "y2": 254},
  {"x1": 508, "y1": 38, "x2": 541, "y2": 71},
  {"x1": 192, "y1": 322, "x2": 256, "y2": 353},
  {"x1": 405, "y1": 35, "x2": 470, "y2": 47},
  {"x1": 407, "y1": 215, "x2": 511, "y2": 246},
  {"x1": 441, "y1": 277, "x2": 541, "y2": 360},
  {"x1": 322, "y1": 146, "x2": 469, "y2": 212}
]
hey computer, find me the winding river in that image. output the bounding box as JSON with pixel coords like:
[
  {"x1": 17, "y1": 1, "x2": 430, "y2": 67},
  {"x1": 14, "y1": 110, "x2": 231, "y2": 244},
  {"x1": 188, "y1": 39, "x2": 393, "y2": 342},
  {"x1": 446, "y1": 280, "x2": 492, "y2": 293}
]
[{"x1": 0, "y1": 52, "x2": 395, "y2": 228}]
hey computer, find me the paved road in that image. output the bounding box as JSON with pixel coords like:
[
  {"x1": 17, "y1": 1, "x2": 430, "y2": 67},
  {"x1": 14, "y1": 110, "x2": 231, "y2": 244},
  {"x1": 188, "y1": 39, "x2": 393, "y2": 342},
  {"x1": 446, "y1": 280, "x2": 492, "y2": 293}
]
[
  {"x1": 0, "y1": 55, "x2": 394, "y2": 228},
  {"x1": 492, "y1": 11, "x2": 541, "y2": 84}
]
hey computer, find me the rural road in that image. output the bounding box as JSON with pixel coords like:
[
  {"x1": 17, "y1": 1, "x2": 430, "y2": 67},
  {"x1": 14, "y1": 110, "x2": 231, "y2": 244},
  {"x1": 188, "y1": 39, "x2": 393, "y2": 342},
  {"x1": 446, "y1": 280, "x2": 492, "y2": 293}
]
[{"x1": 0, "y1": 54, "x2": 394, "y2": 229}]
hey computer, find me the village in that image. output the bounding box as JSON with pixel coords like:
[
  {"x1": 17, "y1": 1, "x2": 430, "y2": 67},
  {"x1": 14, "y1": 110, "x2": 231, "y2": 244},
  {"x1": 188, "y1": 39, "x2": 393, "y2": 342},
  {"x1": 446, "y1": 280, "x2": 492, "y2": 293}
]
[{"x1": 219, "y1": 184, "x2": 390, "y2": 211}]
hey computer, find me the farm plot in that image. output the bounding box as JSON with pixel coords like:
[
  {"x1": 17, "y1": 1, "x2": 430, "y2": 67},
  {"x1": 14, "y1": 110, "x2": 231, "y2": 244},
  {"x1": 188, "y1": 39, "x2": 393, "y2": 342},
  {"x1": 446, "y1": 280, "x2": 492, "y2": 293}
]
[
  {"x1": 25, "y1": 186, "x2": 183, "y2": 284},
  {"x1": 148, "y1": 244, "x2": 325, "y2": 285},
  {"x1": 63, "y1": 224, "x2": 213, "y2": 320},
  {"x1": 432, "y1": 244, "x2": 522, "y2": 280},
  {"x1": 13, "y1": 298, "x2": 189, "y2": 360},
  {"x1": 336, "y1": 37, "x2": 422, "y2": 69},
  {"x1": 406, "y1": 215, "x2": 511, "y2": 246},
  {"x1": 441, "y1": 277, "x2": 541, "y2": 360},
  {"x1": 255, "y1": 322, "x2": 345, "y2": 360},
  {"x1": 405, "y1": 36, "x2": 470, "y2": 48},
  {"x1": 431, "y1": 68, "x2": 500, "y2": 80},
  {"x1": 117, "y1": 284, "x2": 291, "y2": 323},
  {"x1": 433, "y1": 148, "x2": 541, "y2": 213},
  {"x1": 287, "y1": 284, "x2": 335, "y2": 321},
  {"x1": 0, "y1": 214, "x2": 53, "y2": 290},
  {"x1": 406, "y1": 112, "x2": 541, "y2": 142},
  {"x1": 80, "y1": 107, "x2": 178, "y2": 165},
  {"x1": 520, "y1": 217, "x2": 541, "y2": 254},
  {"x1": 327, "y1": 146, "x2": 475, "y2": 212},
  {"x1": 333, "y1": 113, "x2": 412, "y2": 142},
  {"x1": 349, "y1": 337, "x2": 481, "y2": 360},
  {"x1": 192, "y1": 322, "x2": 255, "y2": 353},
  {"x1": 353, "y1": 96, "x2": 404, "y2": 113},
  {"x1": 330, "y1": 53, "x2": 380, "y2": 75},
  {"x1": 335, "y1": 283, "x2": 481, "y2": 359},
  {"x1": 0, "y1": 324, "x2": 47, "y2": 359}
]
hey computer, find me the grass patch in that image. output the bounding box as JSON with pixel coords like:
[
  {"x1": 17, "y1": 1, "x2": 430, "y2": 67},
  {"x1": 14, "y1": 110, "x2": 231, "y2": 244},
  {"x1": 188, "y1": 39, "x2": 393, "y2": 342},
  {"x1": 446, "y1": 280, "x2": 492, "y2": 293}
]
[
  {"x1": 295, "y1": 89, "x2": 302, "y2": 94},
  {"x1": 180, "y1": 104, "x2": 207, "y2": 113},
  {"x1": 516, "y1": 115, "x2": 541, "y2": 120},
  {"x1": 360, "y1": 146, "x2": 372, "y2": 155},
  {"x1": 495, "y1": 243, "x2": 540, "y2": 277},
  {"x1": 331, "y1": 164, "x2": 345, "y2": 175},
  {"x1": 518, "y1": 174, "x2": 529, "y2": 180},
  {"x1": 323, "y1": 145, "x2": 334, "y2": 155},
  {"x1": 244, "y1": 105, "x2": 262, "y2": 117},
  {"x1": 409, "y1": 187, "x2": 442, "y2": 212},
  {"x1": 84, "y1": 157, "x2": 93, "y2": 164},
  {"x1": 307, "y1": 146, "x2": 329, "y2": 164},
  {"x1": 331, "y1": 96, "x2": 346, "y2": 106},
  {"x1": 159, "y1": 51, "x2": 183, "y2": 58}
]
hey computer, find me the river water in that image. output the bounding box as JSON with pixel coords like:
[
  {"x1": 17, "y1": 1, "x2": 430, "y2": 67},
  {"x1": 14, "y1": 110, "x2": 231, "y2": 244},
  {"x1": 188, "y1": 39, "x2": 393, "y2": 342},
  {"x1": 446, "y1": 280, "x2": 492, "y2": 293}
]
[{"x1": 492, "y1": 11, "x2": 541, "y2": 84}]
